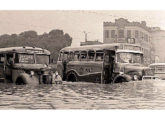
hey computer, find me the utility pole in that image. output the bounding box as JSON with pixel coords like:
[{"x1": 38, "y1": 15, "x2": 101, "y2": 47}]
[{"x1": 83, "y1": 31, "x2": 89, "y2": 42}]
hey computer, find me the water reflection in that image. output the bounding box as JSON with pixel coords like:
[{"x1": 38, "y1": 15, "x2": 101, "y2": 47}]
[{"x1": 0, "y1": 80, "x2": 165, "y2": 109}]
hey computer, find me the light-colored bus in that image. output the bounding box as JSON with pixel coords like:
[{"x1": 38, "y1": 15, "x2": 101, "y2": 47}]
[
  {"x1": 149, "y1": 63, "x2": 165, "y2": 80},
  {"x1": 57, "y1": 43, "x2": 152, "y2": 83},
  {"x1": 0, "y1": 46, "x2": 61, "y2": 85}
]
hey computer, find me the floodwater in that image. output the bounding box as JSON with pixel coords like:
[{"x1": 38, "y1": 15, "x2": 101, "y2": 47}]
[{"x1": 0, "y1": 80, "x2": 165, "y2": 109}]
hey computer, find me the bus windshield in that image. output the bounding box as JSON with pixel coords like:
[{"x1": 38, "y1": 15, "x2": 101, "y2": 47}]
[
  {"x1": 17, "y1": 54, "x2": 35, "y2": 64},
  {"x1": 36, "y1": 54, "x2": 49, "y2": 64},
  {"x1": 117, "y1": 52, "x2": 142, "y2": 64},
  {"x1": 16, "y1": 54, "x2": 49, "y2": 64}
]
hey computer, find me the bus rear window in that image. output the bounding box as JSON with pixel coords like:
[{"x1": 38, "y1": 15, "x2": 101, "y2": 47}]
[{"x1": 96, "y1": 51, "x2": 104, "y2": 61}]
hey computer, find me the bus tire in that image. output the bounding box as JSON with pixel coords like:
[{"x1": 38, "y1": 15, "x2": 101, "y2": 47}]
[
  {"x1": 16, "y1": 74, "x2": 39, "y2": 85},
  {"x1": 113, "y1": 75, "x2": 131, "y2": 83},
  {"x1": 66, "y1": 71, "x2": 78, "y2": 82}
]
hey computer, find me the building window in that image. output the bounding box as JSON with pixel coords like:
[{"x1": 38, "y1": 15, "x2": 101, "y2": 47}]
[
  {"x1": 104, "y1": 30, "x2": 109, "y2": 38},
  {"x1": 111, "y1": 30, "x2": 116, "y2": 38},
  {"x1": 127, "y1": 30, "x2": 131, "y2": 38},
  {"x1": 118, "y1": 30, "x2": 124, "y2": 38},
  {"x1": 135, "y1": 30, "x2": 139, "y2": 38}
]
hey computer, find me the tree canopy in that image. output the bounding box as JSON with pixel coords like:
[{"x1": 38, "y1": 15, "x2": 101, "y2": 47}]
[{"x1": 0, "y1": 29, "x2": 72, "y2": 62}]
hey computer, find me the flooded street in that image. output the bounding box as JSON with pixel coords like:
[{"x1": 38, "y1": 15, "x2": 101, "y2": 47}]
[{"x1": 0, "y1": 80, "x2": 165, "y2": 109}]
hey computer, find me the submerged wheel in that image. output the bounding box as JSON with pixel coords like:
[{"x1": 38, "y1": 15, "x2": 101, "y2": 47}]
[
  {"x1": 15, "y1": 74, "x2": 39, "y2": 85},
  {"x1": 66, "y1": 71, "x2": 78, "y2": 82},
  {"x1": 113, "y1": 75, "x2": 131, "y2": 83},
  {"x1": 15, "y1": 77, "x2": 26, "y2": 85}
]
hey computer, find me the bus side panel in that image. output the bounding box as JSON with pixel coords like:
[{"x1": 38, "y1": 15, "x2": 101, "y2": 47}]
[
  {"x1": 155, "y1": 73, "x2": 165, "y2": 80},
  {"x1": 66, "y1": 61, "x2": 103, "y2": 83},
  {"x1": 12, "y1": 69, "x2": 23, "y2": 83}
]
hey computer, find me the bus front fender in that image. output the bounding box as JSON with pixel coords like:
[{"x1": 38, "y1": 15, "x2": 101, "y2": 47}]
[
  {"x1": 113, "y1": 74, "x2": 132, "y2": 83},
  {"x1": 15, "y1": 73, "x2": 39, "y2": 85}
]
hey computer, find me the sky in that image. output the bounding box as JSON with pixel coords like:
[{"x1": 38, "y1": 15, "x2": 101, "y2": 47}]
[{"x1": 0, "y1": 10, "x2": 165, "y2": 47}]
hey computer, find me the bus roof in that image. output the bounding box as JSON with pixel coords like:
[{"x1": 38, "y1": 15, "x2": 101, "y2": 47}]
[
  {"x1": 0, "y1": 46, "x2": 50, "y2": 55},
  {"x1": 116, "y1": 49, "x2": 143, "y2": 54},
  {"x1": 61, "y1": 43, "x2": 142, "y2": 52},
  {"x1": 149, "y1": 63, "x2": 165, "y2": 66}
]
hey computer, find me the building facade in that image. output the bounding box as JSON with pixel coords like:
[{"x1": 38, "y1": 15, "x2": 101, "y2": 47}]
[
  {"x1": 151, "y1": 28, "x2": 165, "y2": 62},
  {"x1": 103, "y1": 18, "x2": 155, "y2": 65}
]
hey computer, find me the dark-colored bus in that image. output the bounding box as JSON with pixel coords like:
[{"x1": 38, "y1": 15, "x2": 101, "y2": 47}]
[{"x1": 0, "y1": 46, "x2": 61, "y2": 85}]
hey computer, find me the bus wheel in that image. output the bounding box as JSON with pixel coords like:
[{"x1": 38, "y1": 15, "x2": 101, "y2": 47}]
[
  {"x1": 15, "y1": 76, "x2": 26, "y2": 85},
  {"x1": 66, "y1": 71, "x2": 78, "y2": 82},
  {"x1": 113, "y1": 75, "x2": 131, "y2": 83},
  {"x1": 16, "y1": 74, "x2": 38, "y2": 85}
]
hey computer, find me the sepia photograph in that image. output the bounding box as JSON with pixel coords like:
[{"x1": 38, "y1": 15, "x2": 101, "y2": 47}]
[{"x1": 1, "y1": 0, "x2": 165, "y2": 113}]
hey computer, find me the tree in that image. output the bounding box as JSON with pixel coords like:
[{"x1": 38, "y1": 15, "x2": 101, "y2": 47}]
[{"x1": 0, "y1": 29, "x2": 72, "y2": 62}]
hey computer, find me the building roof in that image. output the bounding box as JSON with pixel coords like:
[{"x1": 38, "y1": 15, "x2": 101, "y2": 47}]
[{"x1": 104, "y1": 18, "x2": 152, "y2": 32}]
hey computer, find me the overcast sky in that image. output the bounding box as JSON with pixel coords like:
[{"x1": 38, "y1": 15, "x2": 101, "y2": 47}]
[{"x1": 0, "y1": 10, "x2": 165, "y2": 46}]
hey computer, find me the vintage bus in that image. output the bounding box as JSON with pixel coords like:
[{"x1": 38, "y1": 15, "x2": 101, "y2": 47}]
[
  {"x1": 57, "y1": 43, "x2": 152, "y2": 83},
  {"x1": 0, "y1": 46, "x2": 61, "y2": 85},
  {"x1": 149, "y1": 63, "x2": 165, "y2": 80}
]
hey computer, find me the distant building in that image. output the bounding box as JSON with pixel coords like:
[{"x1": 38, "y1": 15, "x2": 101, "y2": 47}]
[
  {"x1": 103, "y1": 18, "x2": 155, "y2": 65},
  {"x1": 80, "y1": 40, "x2": 102, "y2": 46},
  {"x1": 151, "y1": 29, "x2": 165, "y2": 62}
]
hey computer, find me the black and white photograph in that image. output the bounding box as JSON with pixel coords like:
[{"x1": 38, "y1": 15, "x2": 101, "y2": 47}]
[{"x1": 1, "y1": 3, "x2": 165, "y2": 119}]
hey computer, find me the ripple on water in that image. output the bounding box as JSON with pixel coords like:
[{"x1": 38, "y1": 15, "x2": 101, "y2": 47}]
[{"x1": 0, "y1": 80, "x2": 165, "y2": 109}]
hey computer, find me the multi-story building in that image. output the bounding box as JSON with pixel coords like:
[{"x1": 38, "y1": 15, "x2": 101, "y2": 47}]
[
  {"x1": 151, "y1": 27, "x2": 165, "y2": 62},
  {"x1": 103, "y1": 18, "x2": 155, "y2": 65}
]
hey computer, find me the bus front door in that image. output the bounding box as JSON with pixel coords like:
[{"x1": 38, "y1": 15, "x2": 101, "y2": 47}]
[
  {"x1": 0, "y1": 54, "x2": 5, "y2": 82},
  {"x1": 102, "y1": 50, "x2": 115, "y2": 84}
]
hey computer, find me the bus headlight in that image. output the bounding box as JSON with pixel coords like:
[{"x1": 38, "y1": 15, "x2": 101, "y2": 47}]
[
  {"x1": 133, "y1": 75, "x2": 138, "y2": 80},
  {"x1": 30, "y1": 71, "x2": 34, "y2": 76},
  {"x1": 55, "y1": 71, "x2": 59, "y2": 76},
  {"x1": 119, "y1": 72, "x2": 124, "y2": 75}
]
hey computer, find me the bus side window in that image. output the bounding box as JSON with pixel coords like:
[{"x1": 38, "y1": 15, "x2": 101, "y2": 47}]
[
  {"x1": 6, "y1": 54, "x2": 14, "y2": 65},
  {"x1": 88, "y1": 50, "x2": 95, "y2": 61},
  {"x1": 69, "y1": 52, "x2": 74, "y2": 61},
  {"x1": 74, "y1": 51, "x2": 80, "y2": 61},
  {"x1": 63, "y1": 52, "x2": 69, "y2": 61},
  {"x1": 80, "y1": 51, "x2": 87, "y2": 61},
  {"x1": 96, "y1": 50, "x2": 104, "y2": 61},
  {"x1": 0, "y1": 54, "x2": 5, "y2": 64}
]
